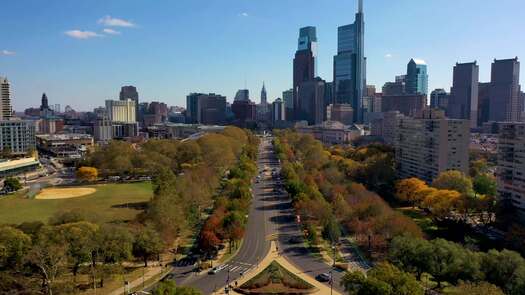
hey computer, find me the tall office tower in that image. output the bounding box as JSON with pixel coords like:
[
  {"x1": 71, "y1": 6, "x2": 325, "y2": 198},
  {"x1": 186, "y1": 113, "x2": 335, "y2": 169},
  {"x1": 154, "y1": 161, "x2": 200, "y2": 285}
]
[
  {"x1": 297, "y1": 77, "x2": 325, "y2": 125},
  {"x1": 119, "y1": 85, "x2": 139, "y2": 117},
  {"x1": 260, "y1": 83, "x2": 267, "y2": 105},
  {"x1": 272, "y1": 98, "x2": 286, "y2": 122},
  {"x1": 282, "y1": 89, "x2": 293, "y2": 120},
  {"x1": 105, "y1": 99, "x2": 136, "y2": 123},
  {"x1": 333, "y1": 0, "x2": 366, "y2": 123},
  {"x1": 406, "y1": 59, "x2": 428, "y2": 97},
  {"x1": 478, "y1": 82, "x2": 491, "y2": 125},
  {"x1": 381, "y1": 94, "x2": 427, "y2": 117},
  {"x1": 40, "y1": 93, "x2": 49, "y2": 110},
  {"x1": 430, "y1": 89, "x2": 450, "y2": 111},
  {"x1": 497, "y1": 122, "x2": 525, "y2": 222},
  {"x1": 234, "y1": 89, "x2": 250, "y2": 101},
  {"x1": 448, "y1": 62, "x2": 479, "y2": 128},
  {"x1": 382, "y1": 81, "x2": 406, "y2": 96},
  {"x1": 395, "y1": 109, "x2": 470, "y2": 183},
  {"x1": 0, "y1": 77, "x2": 13, "y2": 120},
  {"x1": 489, "y1": 58, "x2": 522, "y2": 122},
  {"x1": 186, "y1": 93, "x2": 227, "y2": 125},
  {"x1": 293, "y1": 26, "x2": 317, "y2": 120}
]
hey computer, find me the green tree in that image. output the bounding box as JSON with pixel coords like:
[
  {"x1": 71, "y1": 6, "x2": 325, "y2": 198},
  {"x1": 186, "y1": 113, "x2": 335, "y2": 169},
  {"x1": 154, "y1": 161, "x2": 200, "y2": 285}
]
[
  {"x1": 481, "y1": 249, "x2": 525, "y2": 295},
  {"x1": 322, "y1": 216, "x2": 341, "y2": 244},
  {"x1": 0, "y1": 226, "x2": 31, "y2": 269},
  {"x1": 133, "y1": 225, "x2": 165, "y2": 267},
  {"x1": 3, "y1": 177, "x2": 22, "y2": 192},
  {"x1": 432, "y1": 170, "x2": 473, "y2": 196},
  {"x1": 389, "y1": 236, "x2": 431, "y2": 280},
  {"x1": 473, "y1": 173, "x2": 497, "y2": 197},
  {"x1": 58, "y1": 221, "x2": 99, "y2": 278},
  {"x1": 26, "y1": 226, "x2": 69, "y2": 295}
]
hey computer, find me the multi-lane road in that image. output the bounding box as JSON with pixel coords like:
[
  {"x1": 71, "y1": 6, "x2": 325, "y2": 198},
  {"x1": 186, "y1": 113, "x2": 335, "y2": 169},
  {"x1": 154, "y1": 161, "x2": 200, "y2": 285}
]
[{"x1": 162, "y1": 136, "x2": 346, "y2": 294}]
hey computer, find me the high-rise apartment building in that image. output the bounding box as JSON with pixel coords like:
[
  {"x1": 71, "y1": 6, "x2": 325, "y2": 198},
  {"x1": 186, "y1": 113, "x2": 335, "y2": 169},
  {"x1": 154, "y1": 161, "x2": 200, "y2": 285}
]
[
  {"x1": 105, "y1": 99, "x2": 136, "y2": 123},
  {"x1": 0, "y1": 120, "x2": 36, "y2": 155},
  {"x1": 293, "y1": 26, "x2": 317, "y2": 120},
  {"x1": 496, "y1": 122, "x2": 525, "y2": 222},
  {"x1": 448, "y1": 62, "x2": 479, "y2": 128},
  {"x1": 489, "y1": 58, "x2": 522, "y2": 122},
  {"x1": 333, "y1": 0, "x2": 366, "y2": 123},
  {"x1": 0, "y1": 77, "x2": 13, "y2": 120},
  {"x1": 395, "y1": 109, "x2": 470, "y2": 183},
  {"x1": 406, "y1": 59, "x2": 428, "y2": 97}
]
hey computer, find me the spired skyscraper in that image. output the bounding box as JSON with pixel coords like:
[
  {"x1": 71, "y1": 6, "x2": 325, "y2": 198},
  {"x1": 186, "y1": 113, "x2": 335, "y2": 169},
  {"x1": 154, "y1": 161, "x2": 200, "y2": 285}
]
[
  {"x1": 293, "y1": 26, "x2": 318, "y2": 120},
  {"x1": 333, "y1": 0, "x2": 366, "y2": 123}
]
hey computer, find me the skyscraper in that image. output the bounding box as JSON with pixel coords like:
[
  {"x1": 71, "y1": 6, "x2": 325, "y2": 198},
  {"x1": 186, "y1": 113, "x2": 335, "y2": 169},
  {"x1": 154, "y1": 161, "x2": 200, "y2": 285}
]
[
  {"x1": 293, "y1": 26, "x2": 317, "y2": 120},
  {"x1": 489, "y1": 58, "x2": 521, "y2": 122},
  {"x1": 282, "y1": 89, "x2": 293, "y2": 120},
  {"x1": 406, "y1": 59, "x2": 428, "y2": 97},
  {"x1": 119, "y1": 86, "x2": 139, "y2": 118},
  {"x1": 0, "y1": 77, "x2": 12, "y2": 120},
  {"x1": 448, "y1": 62, "x2": 479, "y2": 128},
  {"x1": 260, "y1": 83, "x2": 267, "y2": 105},
  {"x1": 297, "y1": 77, "x2": 325, "y2": 125},
  {"x1": 478, "y1": 82, "x2": 491, "y2": 125},
  {"x1": 430, "y1": 89, "x2": 449, "y2": 111},
  {"x1": 186, "y1": 93, "x2": 227, "y2": 125},
  {"x1": 333, "y1": 0, "x2": 366, "y2": 123},
  {"x1": 106, "y1": 99, "x2": 137, "y2": 123}
]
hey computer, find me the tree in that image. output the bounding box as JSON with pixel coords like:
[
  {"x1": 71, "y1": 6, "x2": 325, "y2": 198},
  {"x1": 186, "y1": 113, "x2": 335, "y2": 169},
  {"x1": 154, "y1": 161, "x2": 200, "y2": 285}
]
[
  {"x1": 341, "y1": 262, "x2": 423, "y2": 295},
  {"x1": 449, "y1": 281, "x2": 504, "y2": 295},
  {"x1": 133, "y1": 225, "x2": 165, "y2": 267},
  {"x1": 481, "y1": 249, "x2": 525, "y2": 295},
  {"x1": 48, "y1": 209, "x2": 85, "y2": 226},
  {"x1": 26, "y1": 226, "x2": 69, "y2": 295},
  {"x1": 96, "y1": 225, "x2": 133, "y2": 287},
  {"x1": 432, "y1": 170, "x2": 473, "y2": 196},
  {"x1": 198, "y1": 230, "x2": 221, "y2": 254},
  {"x1": 421, "y1": 189, "x2": 460, "y2": 219},
  {"x1": 395, "y1": 178, "x2": 428, "y2": 207},
  {"x1": 76, "y1": 166, "x2": 98, "y2": 182},
  {"x1": 58, "y1": 221, "x2": 99, "y2": 278},
  {"x1": 473, "y1": 173, "x2": 497, "y2": 197},
  {"x1": 153, "y1": 280, "x2": 202, "y2": 295},
  {"x1": 389, "y1": 236, "x2": 432, "y2": 280},
  {"x1": 0, "y1": 226, "x2": 31, "y2": 269},
  {"x1": 3, "y1": 177, "x2": 22, "y2": 192},
  {"x1": 322, "y1": 216, "x2": 341, "y2": 244}
]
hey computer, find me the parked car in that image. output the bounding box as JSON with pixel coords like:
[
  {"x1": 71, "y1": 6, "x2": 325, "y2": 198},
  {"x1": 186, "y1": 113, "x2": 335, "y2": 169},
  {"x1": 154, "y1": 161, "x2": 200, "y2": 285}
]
[
  {"x1": 208, "y1": 265, "x2": 226, "y2": 274},
  {"x1": 316, "y1": 272, "x2": 331, "y2": 282}
]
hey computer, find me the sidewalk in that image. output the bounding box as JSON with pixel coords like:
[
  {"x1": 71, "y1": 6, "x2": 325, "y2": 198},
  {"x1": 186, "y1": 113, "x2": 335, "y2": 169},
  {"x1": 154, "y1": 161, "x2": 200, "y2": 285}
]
[
  {"x1": 108, "y1": 266, "x2": 162, "y2": 295},
  {"x1": 212, "y1": 241, "x2": 343, "y2": 295}
]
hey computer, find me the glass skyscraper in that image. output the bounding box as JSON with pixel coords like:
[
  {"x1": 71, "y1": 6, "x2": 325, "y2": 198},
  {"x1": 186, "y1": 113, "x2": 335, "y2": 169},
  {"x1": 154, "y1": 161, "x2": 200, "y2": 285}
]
[
  {"x1": 406, "y1": 59, "x2": 429, "y2": 97},
  {"x1": 333, "y1": 0, "x2": 366, "y2": 123},
  {"x1": 293, "y1": 26, "x2": 318, "y2": 120}
]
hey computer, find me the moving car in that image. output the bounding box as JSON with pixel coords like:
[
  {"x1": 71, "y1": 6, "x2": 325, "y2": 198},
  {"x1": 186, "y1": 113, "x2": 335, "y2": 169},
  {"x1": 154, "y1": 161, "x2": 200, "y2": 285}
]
[
  {"x1": 316, "y1": 272, "x2": 331, "y2": 282},
  {"x1": 208, "y1": 264, "x2": 226, "y2": 274}
]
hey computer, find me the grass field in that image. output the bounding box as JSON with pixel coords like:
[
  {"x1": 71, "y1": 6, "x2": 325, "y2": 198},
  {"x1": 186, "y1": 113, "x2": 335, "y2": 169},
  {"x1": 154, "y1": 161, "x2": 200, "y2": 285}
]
[{"x1": 0, "y1": 182, "x2": 153, "y2": 225}]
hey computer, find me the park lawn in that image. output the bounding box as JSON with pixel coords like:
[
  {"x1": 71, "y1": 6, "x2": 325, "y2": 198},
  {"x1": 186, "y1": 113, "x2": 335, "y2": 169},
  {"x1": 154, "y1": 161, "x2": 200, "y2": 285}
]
[{"x1": 0, "y1": 182, "x2": 153, "y2": 225}]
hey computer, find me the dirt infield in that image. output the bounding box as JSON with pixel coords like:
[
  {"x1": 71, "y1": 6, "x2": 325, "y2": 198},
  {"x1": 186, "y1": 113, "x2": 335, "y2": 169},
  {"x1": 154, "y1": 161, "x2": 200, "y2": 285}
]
[{"x1": 35, "y1": 187, "x2": 97, "y2": 200}]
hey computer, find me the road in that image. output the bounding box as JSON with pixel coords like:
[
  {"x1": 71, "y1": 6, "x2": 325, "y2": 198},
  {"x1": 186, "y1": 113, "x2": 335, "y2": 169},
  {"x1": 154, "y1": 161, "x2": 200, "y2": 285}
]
[{"x1": 160, "y1": 136, "x2": 346, "y2": 294}]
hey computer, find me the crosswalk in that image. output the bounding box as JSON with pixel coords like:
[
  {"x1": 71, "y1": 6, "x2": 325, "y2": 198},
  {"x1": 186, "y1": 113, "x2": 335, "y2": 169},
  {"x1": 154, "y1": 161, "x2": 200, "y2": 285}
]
[{"x1": 217, "y1": 261, "x2": 254, "y2": 274}]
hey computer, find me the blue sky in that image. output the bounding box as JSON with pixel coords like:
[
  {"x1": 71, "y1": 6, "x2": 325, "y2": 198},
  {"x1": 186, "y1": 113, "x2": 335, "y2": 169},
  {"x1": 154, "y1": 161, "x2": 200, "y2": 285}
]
[{"x1": 1, "y1": 0, "x2": 524, "y2": 111}]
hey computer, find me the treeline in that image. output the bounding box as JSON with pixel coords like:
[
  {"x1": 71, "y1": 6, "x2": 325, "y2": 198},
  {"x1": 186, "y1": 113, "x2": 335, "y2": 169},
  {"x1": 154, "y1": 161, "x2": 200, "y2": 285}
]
[
  {"x1": 0, "y1": 212, "x2": 169, "y2": 294},
  {"x1": 274, "y1": 130, "x2": 421, "y2": 256},
  {"x1": 388, "y1": 235, "x2": 525, "y2": 294},
  {"x1": 0, "y1": 127, "x2": 259, "y2": 294}
]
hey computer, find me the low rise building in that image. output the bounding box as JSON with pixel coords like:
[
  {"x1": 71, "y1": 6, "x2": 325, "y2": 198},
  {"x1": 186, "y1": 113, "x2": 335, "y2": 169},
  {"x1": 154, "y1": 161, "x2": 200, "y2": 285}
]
[
  {"x1": 36, "y1": 133, "x2": 93, "y2": 160},
  {"x1": 0, "y1": 157, "x2": 40, "y2": 177},
  {"x1": 296, "y1": 120, "x2": 364, "y2": 145}
]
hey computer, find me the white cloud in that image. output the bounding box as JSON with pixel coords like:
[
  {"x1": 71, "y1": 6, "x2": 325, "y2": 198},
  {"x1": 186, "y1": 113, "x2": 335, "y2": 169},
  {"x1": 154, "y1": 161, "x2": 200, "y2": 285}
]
[
  {"x1": 240, "y1": 12, "x2": 249, "y2": 17},
  {"x1": 103, "y1": 28, "x2": 121, "y2": 35},
  {"x1": 385, "y1": 53, "x2": 393, "y2": 58},
  {"x1": 1, "y1": 50, "x2": 16, "y2": 56},
  {"x1": 64, "y1": 30, "x2": 102, "y2": 39},
  {"x1": 98, "y1": 15, "x2": 135, "y2": 27}
]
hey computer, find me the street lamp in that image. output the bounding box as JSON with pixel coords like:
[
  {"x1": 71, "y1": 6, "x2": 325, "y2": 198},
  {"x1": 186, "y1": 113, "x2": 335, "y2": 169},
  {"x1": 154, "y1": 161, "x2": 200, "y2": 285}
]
[{"x1": 331, "y1": 244, "x2": 336, "y2": 295}]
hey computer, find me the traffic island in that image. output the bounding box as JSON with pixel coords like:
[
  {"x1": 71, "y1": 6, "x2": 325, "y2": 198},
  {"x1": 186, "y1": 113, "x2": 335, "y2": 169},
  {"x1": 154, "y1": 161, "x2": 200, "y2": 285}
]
[{"x1": 234, "y1": 261, "x2": 317, "y2": 295}]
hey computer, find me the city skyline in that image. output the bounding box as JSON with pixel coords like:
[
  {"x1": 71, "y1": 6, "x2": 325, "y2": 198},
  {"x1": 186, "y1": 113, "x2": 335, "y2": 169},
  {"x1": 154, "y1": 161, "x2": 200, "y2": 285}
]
[{"x1": 1, "y1": 0, "x2": 525, "y2": 111}]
